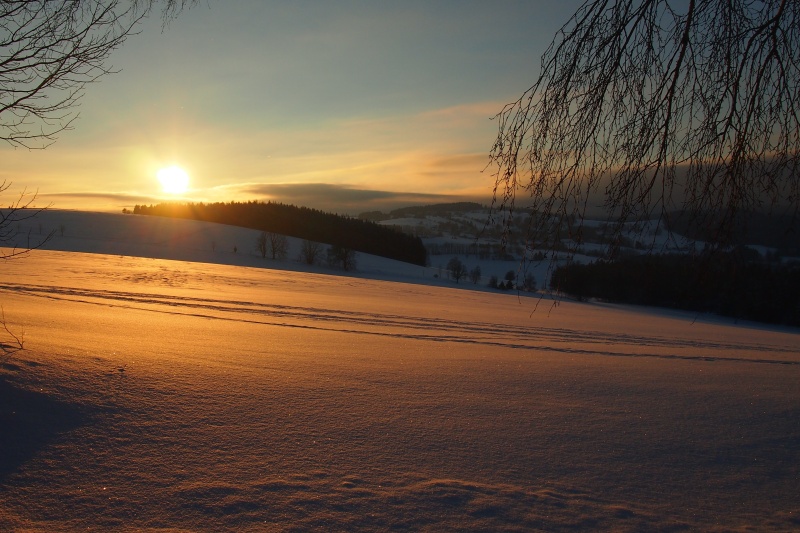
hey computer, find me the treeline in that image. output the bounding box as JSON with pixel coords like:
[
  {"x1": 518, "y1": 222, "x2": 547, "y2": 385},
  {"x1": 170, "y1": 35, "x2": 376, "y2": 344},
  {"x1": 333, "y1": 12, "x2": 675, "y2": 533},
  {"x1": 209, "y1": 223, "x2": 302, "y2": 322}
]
[
  {"x1": 133, "y1": 201, "x2": 428, "y2": 266},
  {"x1": 550, "y1": 252, "x2": 800, "y2": 326}
]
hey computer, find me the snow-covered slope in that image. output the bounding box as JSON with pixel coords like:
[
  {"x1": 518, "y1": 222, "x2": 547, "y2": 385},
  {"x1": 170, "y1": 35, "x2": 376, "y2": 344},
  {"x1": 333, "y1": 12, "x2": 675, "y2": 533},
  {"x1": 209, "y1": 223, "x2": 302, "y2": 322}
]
[
  {"x1": 1, "y1": 248, "x2": 798, "y2": 531},
  {"x1": 5, "y1": 209, "x2": 450, "y2": 287}
]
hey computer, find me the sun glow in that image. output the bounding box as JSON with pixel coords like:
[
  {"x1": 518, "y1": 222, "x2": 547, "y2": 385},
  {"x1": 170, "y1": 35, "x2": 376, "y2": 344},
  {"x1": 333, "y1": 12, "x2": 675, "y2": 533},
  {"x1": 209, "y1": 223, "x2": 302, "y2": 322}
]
[{"x1": 157, "y1": 165, "x2": 190, "y2": 194}]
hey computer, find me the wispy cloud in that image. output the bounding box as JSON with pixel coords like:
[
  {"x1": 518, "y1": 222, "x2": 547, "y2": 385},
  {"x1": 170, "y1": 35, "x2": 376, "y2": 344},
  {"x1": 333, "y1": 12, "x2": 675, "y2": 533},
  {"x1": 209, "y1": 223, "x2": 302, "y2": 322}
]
[
  {"x1": 36, "y1": 191, "x2": 161, "y2": 211},
  {"x1": 238, "y1": 182, "x2": 484, "y2": 214}
]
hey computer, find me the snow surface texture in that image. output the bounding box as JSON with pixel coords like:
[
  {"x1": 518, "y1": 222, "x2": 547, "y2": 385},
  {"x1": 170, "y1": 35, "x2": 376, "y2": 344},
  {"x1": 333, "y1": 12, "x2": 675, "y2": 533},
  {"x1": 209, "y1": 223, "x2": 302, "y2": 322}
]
[{"x1": 0, "y1": 212, "x2": 799, "y2": 531}]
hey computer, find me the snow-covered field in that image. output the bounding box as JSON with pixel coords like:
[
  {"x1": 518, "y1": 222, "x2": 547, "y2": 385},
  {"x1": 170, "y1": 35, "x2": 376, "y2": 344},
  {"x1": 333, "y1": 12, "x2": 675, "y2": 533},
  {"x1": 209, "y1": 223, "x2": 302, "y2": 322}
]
[{"x1": 1, "y1": 211, "x2": 799, "y2": 531}]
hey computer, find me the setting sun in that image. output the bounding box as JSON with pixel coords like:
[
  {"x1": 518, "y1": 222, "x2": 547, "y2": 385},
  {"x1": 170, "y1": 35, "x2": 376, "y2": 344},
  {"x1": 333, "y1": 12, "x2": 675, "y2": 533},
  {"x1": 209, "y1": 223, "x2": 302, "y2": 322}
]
[{"x1": 157, "y1": 165, "x2": 190, "y2": 194}]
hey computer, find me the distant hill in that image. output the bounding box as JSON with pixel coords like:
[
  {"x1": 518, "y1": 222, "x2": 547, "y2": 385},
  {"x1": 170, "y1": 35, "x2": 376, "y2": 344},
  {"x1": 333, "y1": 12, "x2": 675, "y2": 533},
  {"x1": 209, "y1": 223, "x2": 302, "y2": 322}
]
[
  {"x1": 364, "y1": 202, "x2": 798, "y2": 260},
  {"x1": 666, "y1": 210, "x2": 800, "y2": 255},
  {"x1": 133, "y1": 201, "x2": 428, "y2": 266},
  {"x1": 359, "y1": 202, "x2": 485, "y2": 222}
]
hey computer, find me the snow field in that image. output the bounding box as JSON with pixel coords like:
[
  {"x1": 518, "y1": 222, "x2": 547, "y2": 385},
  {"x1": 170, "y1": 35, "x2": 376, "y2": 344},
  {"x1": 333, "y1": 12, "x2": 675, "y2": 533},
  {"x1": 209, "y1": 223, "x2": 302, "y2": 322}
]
[{"x1": 0, "y1": 213, "x2": 798, "y2": 531}]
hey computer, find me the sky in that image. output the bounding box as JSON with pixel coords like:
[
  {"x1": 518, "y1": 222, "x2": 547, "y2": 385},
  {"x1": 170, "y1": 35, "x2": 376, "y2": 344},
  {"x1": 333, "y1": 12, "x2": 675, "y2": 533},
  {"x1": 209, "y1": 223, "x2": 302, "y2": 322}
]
[{"x1": 2, "y1": 1, "x2": 586, "y2": 215}]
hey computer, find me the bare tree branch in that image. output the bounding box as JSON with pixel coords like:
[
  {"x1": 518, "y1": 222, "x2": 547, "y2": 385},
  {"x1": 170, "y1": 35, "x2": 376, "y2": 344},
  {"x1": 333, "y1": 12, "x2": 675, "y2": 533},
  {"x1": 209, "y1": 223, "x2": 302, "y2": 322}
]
[
  {"x1": 1, "y1": 0, "x2": 194, "y2": 148},
  {"x1": 489, "y1": 0, "x2": 799, "y2": 261},
  {"x1": 1, "y1": 305, "x2": 25, "y2": 354},
  {"x1": 0, "y1": 180, "x2": 53, "y2": 259}
]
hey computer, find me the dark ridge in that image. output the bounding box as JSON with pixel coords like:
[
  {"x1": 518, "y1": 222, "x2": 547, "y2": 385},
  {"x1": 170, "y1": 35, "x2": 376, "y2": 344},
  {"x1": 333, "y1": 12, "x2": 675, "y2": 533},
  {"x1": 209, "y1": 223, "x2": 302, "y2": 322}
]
[
  {"x1": 359, "y1": 202, "x2": 485, "y2": 221},
  {"x1": 550, "y1": 251, "x2": 800, "y2": 327},
  {"x1": 666, "y1": 210, "x2": 800, "y2": 254},
  {"x1": 132, "y1": 201, "x2": 428, "y2": 266}
]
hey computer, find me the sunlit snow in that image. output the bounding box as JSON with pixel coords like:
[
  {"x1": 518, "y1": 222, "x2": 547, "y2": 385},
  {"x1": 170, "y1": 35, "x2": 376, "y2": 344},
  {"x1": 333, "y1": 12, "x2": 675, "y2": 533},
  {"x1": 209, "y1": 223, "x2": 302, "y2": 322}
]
[{"x1": 1, "y1": 212, "x2": 798, "y2": 531}]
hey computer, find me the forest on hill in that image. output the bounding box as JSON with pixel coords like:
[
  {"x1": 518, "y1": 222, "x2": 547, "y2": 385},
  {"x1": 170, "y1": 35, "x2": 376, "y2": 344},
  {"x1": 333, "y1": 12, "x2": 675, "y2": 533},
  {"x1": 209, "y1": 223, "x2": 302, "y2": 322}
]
[
  {"x1": 550, "y1": 251, "x2": 800, "y2": 327},
  {"x1": 132, "y1": 202, "x2": 428, "y2": 266}
]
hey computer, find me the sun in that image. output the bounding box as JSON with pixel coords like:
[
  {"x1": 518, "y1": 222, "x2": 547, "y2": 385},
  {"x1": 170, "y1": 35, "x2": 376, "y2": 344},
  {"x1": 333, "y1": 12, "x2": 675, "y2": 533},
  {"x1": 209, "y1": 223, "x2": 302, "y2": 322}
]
[{"x1": 157, "y1": 165, "x2": 190, "y2": 194}]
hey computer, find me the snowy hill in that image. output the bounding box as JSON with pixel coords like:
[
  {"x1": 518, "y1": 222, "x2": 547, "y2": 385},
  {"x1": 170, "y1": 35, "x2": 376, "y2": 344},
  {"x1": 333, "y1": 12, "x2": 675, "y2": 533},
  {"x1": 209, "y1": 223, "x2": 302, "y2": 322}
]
[
  {"x1": 373, "y1": 202, "x2": 800, "y2": 283},
  {"x1": 4, "y1": 205, "x2": 795, "y2": 299},
  {"x1": 1, "y1": 209, "x2": 484, "y2": 291},
  {"x1": 2, "y1": 208, "x2": 799, "y2": 531}
]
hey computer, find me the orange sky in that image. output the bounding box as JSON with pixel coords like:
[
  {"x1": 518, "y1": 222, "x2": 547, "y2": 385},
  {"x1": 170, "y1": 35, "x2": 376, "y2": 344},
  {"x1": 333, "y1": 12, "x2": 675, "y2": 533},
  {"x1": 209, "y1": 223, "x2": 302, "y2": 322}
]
[{"x1": 1, "y1": 1, "x2": 584, "y2": 214}]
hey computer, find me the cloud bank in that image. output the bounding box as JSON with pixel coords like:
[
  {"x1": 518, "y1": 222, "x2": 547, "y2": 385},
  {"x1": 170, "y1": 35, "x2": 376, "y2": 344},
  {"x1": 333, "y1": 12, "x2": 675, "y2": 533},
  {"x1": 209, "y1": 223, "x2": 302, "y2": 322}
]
[{"x1": 242, "y1": 183, "x2": 488, "y2": 214}]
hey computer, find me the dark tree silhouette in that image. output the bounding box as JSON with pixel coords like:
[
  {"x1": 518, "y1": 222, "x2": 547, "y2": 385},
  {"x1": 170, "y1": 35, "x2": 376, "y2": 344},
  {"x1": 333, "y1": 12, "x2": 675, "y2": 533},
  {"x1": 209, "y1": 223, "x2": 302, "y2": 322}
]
[
  {"x1": 550, "y1": 253, "x2": 800, "y2": 326},
  {"x1": 489, "y1": 0, "x2": 799, "y2": 258},
  {"x1": 327, "y1": 244, "x2": 357, "y2": 271},
  {"x1": 447, "y1": 257, "x2": 466, "y2": 284},
  {"x1": 266, "y1": 231, "x2": 289, "y2": 260},
  {"x1": 256, "y1": 231, "x2": 268, "y2": 258},
  {"x1": 255, "y1": 230, "x2": 288, "y2": 260},
  {"x1": 299, "y1": 240, "x2": 323, "y2": 265},
  {"x1": 469, "y1": 265, "x2": 482, "y2": 285}
]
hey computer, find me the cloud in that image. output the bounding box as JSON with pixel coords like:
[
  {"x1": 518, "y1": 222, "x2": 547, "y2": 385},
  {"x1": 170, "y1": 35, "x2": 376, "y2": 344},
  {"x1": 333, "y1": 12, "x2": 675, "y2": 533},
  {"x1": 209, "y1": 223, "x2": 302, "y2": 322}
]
[
  {"x1": 417, "y1": 101, "x2": 507, "y2": 122},
  {"x1": 239, "y1": 182, "x2": 486, "y2": 214},
  {"x1": 37, "y1": 191, "x2": 161, "y2": 211},
  {"x1": 45, "y1": 191, "x2": 153, "y2": 202}
]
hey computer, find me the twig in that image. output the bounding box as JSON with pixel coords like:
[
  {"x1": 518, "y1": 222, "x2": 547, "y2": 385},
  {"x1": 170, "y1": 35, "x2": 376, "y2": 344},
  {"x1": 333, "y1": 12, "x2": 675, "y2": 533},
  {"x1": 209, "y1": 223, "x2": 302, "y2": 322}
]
[{"x1": 0, "y1": 306, "x2": 25, "y2": 354}]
